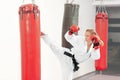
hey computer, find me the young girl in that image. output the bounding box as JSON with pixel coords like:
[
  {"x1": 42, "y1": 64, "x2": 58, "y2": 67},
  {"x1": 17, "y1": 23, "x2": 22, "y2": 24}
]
[
  {"x1": 41, "y1": 25, "x2": 103, "y2": 80},
  {"x1": 64, "y1": 28, "x2": 103, "y2": 62}
]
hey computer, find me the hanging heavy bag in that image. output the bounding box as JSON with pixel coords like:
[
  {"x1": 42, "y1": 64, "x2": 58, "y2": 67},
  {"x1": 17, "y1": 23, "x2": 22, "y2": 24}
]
[
  {"x1": 95, "y1": 6, "x2": 108, "y2": 71},
  {"x1": 62, "y1": 2, "x2": 79, "y2": 49},
  {"x1": 19, "y1": 2, "x2": 40, "y2": 80}
]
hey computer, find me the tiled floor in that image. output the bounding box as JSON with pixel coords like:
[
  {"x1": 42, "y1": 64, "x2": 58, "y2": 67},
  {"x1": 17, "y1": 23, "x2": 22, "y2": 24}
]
[
  {"x1": 74, "y1": 74, "x2": 120, "y2": 80},
  {"x1": 88, "y1": 74, "x2": 120, "y2": 80}
]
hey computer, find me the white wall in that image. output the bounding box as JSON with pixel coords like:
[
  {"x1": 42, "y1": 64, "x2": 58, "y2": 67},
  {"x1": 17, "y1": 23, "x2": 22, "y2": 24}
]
[
  {"x1": 40, "y1": 0, "x2": 65, "y2": 80},
  {"x1": 0, "y1": 0, "x2": 96, "y2": 80},
  {"x1": 0, "y1": 0, "x2": 21, "y2": 80}
]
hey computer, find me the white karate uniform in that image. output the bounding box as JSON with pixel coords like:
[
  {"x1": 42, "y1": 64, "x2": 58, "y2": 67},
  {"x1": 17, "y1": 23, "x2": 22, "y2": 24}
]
[
  {"x1": 41, "y1": 31, "x2": 100, "y2": 80},
  {"x1": 64, "y1": 31, "x2": 100, "y2": 61}
]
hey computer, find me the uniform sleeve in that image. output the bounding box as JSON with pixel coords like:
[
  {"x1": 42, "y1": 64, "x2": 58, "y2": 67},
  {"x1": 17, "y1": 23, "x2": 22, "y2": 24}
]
[
  {"x1": 64, "y1": 31, "x2": 78, "y2": 47},
  {"x1": 90, "y1": 49, "x2": 100, "y2": 60}
]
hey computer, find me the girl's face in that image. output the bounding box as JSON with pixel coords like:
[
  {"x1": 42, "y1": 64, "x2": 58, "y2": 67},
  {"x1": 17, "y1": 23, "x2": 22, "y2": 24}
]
[{"x1": 85, "y1": 31, "x2": 92, "y2": 42}]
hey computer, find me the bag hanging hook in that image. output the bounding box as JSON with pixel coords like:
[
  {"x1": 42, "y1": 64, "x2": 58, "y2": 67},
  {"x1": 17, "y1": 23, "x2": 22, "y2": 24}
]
[
  {"x1": 70, "y1": 0, "x2": 75, "y2": 4},
  {"x1": 101, "y1": 0, "x2": 104, "y2": 13},
  {"x1": 32, "y1": 0, "x2": 35, "y2": 4},
  {"x1": 22, "y1": 0, "x2": 35, "y2": 4},
  {"x1": 101, "y1": 0, "x2": 107, "y2": 14},
  {"x1": 66, "y1": 0, "x2": 75, "y2": 4},
  {"x1": 96, "y1": 0, "x2": 105, "y2": 14},
  {"x1": 66, "y1": 0, "x2": 69, "y2": 3}
]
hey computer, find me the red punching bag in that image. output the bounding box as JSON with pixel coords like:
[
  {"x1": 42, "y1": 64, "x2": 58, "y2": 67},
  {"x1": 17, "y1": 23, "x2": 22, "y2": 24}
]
[
  {"x1": 95, "y1": 9, "x2": 108, "y2": 70},
  {"x1": 19, "y1": 3, "x2": 40, "y2": 80}
]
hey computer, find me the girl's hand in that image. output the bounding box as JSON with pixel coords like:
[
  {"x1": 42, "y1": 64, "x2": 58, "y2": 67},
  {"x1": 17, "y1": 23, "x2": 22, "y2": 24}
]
[
  {"x1": 99, "y1": 40, "x2": 104, "y2": 46},
  {"x1": 95, "y1": 35, "x2": 104, "y2": 47},
  {"x1": 41, "y1": 32, "x2": 45, "y2": 36}
]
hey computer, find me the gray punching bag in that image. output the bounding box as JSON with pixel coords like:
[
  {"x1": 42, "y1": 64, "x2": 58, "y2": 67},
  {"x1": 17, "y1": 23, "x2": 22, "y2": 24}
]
[{"x1": 62, "y1": 3, "x2": 79, "y2": 49}]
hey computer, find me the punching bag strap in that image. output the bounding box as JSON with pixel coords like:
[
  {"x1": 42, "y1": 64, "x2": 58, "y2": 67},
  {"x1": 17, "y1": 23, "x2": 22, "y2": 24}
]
[{"x1": 64, "y1": 51, "x2": 79, "y2": 72}]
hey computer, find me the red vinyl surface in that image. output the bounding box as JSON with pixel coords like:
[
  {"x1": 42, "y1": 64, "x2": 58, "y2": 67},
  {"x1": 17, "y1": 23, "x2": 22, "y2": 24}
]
[
  {"x1": 19, "y1": 4, "x2": 40, "y2": 80},
  {"x1": 95, "y1": 12, "x2": 108, "y2": 70}
]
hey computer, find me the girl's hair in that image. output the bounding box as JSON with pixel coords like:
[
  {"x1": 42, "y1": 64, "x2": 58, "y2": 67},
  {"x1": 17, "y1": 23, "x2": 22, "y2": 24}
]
[{"x1": 86, "y1": 29, "x2": 97, "y2": 35}]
